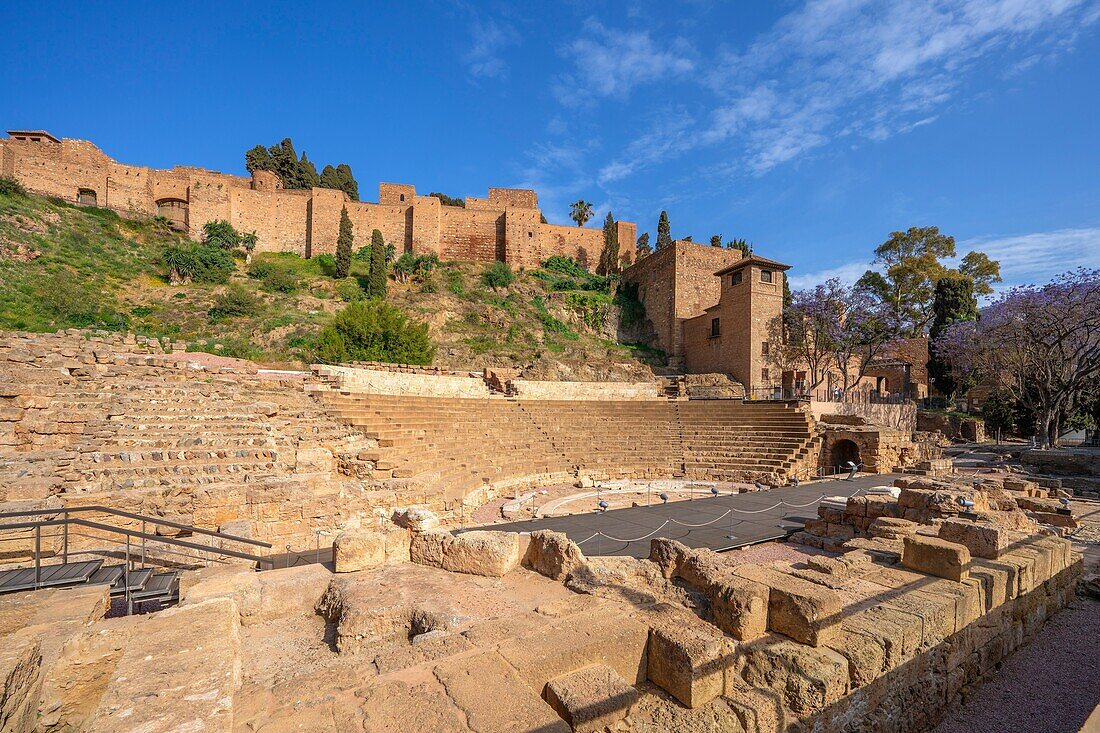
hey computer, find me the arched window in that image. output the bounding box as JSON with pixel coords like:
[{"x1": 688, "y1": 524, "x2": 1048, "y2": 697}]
[
  {"x1": 77, "y1": 188, "x2": 97, "y2": 206},
  {"x1": 155, "y1": 198, "x2": 189, "y2": 231}
]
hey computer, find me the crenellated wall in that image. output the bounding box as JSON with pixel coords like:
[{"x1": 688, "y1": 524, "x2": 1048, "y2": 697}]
[{"x1": 0, "y1": 132, "x2": 636, "y2": 271}]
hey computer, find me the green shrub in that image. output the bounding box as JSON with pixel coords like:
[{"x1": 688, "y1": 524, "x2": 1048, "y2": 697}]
[
  {"x1": 209, "y1": 284, "x2": 263, "y2": 320},
  {"x1": 202, "y1": 220, "x2": 242, "y2": 250},
  {"x1": 312, "y1": 300, "x2": 436, "y2": 365},
  {"x1": 531, "y1": 295, "x2": 578, "y2": 340},
  {"x1": 315, "y1": 253, "x2": 337, "y2": 277},
  {"x1": 261, "y1": 268, "x2": 300, "y2": 294},
  {"x1": 445, "y1": 270, "x2": 466, "y2": 296},
  {"x1": 393, "y1": 252, "x2": 440, "y2": 283},
  {"x1": 335, "y1": 279, "x2": 367, "y2": 302},
  {"x1": 164, "y1": 243, "x2": 236, "y2": 284},
  {"x1": 614, "y1": 281, "x2": 646, "y2": 329},
  {"x1": 564, "y1": 291, "x2": 612, "y2": 331},
  {"x1": 248, "y1": 254, "x2": 303, "y2": 293},
  {"x1": 482, "y1": 261, "x2": 514, "y2": 289},
  {"x1": 0, "y1": 176, "x2": 27, "y2": 197}
]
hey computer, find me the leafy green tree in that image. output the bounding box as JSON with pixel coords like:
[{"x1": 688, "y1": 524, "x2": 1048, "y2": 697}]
[
  {"x1": 209, "y1": 284, "x2": 263, "y2": 320},
  {"x1": 244, "y1": 145, "x2": 273, "y2": 174},
  {"x1": 202, "y1": 220, "x2": 242, "y2": 250},
  {"x1": 656, "y1": 211, "x2": 672, "y2": 250},
  {"x1": 570, "y1": 200, "x2": 594, "y2": 227},
  {"x1": 856, "y1": 226, "x2": 1000, "y2": 337},
  {"x1": 928, "y1": 274, "x2": 979, "y2": 397},
  {"x1": 635, "y1": 232, "x2": 652, "y2": 258},
  {"x1": 335, "y1": 206, "x2": 353, "y2": 279},
  {"x1": 598, "y1": 212, "x2": 620, "y2": 275},
  {"x1": 982, "y1": 388, "x2": 1017, "y2": 443},
  {"x1": 368, "y1": 229, "x2": 387, "y2": 298},
  {"x1": 164, "y1": 243, "x2": 235, "y2": 284},
  {"x1": 959, "y1": 251, "x2": 1002, "y2": 297},
  {"x1": 428, "y1": 192, "x2": 465, "y2": 207},
  {"x1": 710, "y1": 234, "x2": 722, "y2": 247},
  {"x1": 314, "y1": 300, "x2": 435, "y2": 365}
]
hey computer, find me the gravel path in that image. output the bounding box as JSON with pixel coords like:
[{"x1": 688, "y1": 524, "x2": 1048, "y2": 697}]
[{"x1": 932, "y1": 595, "x2": 1100, "y2": 733}]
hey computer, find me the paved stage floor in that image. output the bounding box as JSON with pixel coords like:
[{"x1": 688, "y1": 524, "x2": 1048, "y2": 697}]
[{"x1": 476, "y1": 473, "x2": 902, "y2": 558}]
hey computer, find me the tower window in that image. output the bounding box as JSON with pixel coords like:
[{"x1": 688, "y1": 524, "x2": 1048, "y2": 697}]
[
  {"x1": 760, "y1": 269, "x2": 774, "y2": 283},
  {"x1": 762, "y1": 368, "x2": 770, "y2": 381},
  {"x1": 730, "y1": 271, "x2": 743, "y2": 286},
  {"x1": 710, "y1": 318, "x2": 720, "y2": 337},
  {"x1": 761, "y1": 341, "x2": 770, "y2": 355}
]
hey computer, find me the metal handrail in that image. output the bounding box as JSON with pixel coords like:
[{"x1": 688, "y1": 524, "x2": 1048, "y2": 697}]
[
  {"x1": 0, "y1": 517, "x2": 275, "y2": 569},
  {"x1": 0, "y1": 505, "x2": 271, "y2": 549}
]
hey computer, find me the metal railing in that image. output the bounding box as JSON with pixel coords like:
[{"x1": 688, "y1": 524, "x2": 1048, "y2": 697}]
[
  {"x1": 747, "y1": 387, "x2": 915, "y2": 404},
  {"x1": 0, "y1": 506, "x2": 275, "y2": 610}
]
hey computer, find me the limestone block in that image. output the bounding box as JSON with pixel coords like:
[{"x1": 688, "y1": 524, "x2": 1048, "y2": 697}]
[
  {"x1": 646, "y1": 623, "x2": 735, "y2": 708},
  {"x1": 294, "y1": 445, "x2": 334, "y2": 474},
  {"x1": 410, "y1": 530, "x2": 452, "y2": 568},
  {"x1": 384, "y1": 526, "x2": 412, "y2": 564},
  {"x1": 738, "y1": 636, "x2": 850, "y2": 716},
  {"x1": 441, "y1": 531, "x2": 520, "y2": 577},
  {"x1": 525, "y1": 530, "x2": 585, "y2": 580},
  {"x1": 902, "y1": 535, "x2": 971, "y2": 582},
  {"x1": 545, "y1": 664, "x2": 639, "y2": 733},
  {"x1": 496, "y1": 609, "x2": 649, "y2": 691},
  {"x1": 180, "y1": 565, "x2": 262, "y2": 624},
  {"x1": 937, "y1": 520, "x2": 1016, "y2": 560},
  {"x1": 648, "y1": 537, "x2": 690, "y2": 579},
  {"x1": 398, "y1": 507, "x2": 440, "y2": 532},
  {"x1": 256, "y1": 564, "x2": 332, "y2": 623},
  {"x1": 734, "y1": 565, "x2": 842, "y2": 647},
  {"x1": 710, "y1": 575, "x2": 769, "y2": 641},
  {"x1": 434, "y1": 651, "x2": 570, "y2": 733},
  {"x1": 678, "y1": 548, "x2": 734, "y2": 594},
  {"x1": 868, "y1": 516, "x2": 918, "y2": 540},
  {"x1": 0, "y1": 630, "x2": 42, "y2": 733},
  {"x1": 333, "y1": 528, "x2": 386, "y2": 573}
]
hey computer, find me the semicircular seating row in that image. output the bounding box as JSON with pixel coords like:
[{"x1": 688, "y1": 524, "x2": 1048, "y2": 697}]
[{"x1": 316, "y1": 392, "x2": 820, "y2": 509}]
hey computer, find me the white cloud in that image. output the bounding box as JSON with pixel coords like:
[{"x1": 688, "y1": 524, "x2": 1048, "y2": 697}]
[
  {"x1": 554, "y1": 18, "x2": 695, "y2": 105},
  {"x1": 786, "y1": 227, "x2": 1100, "y2": 292},
  {"x1": 960, "y1": 227, "x2": 1100, "y2": 288},
  {"x1": 464, "y1": 17, "x2": 520, "y2": 79},
  {"x1": 595, "y1": 0, "x2": 1096, "y2": 182}
]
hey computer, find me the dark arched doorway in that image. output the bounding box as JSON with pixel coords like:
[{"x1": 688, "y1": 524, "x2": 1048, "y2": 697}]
[
  {"x1": 155, "y1": 198, "x2": 189, "y2": 231},
  {"x1": 831, "y1": 439, "x2": 861, "y2": 469},
  {"x1": 77, "y1": 188, "x2": 97, "y2": 206}
]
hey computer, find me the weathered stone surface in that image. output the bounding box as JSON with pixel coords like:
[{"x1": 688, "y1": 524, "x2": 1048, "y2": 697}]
[
  {"x1": 525, "y1": 529, "x2": 585, "y2": 580},
  {"x1": 0, "y1": 630, "x2": 41, "y2": 733},
  {"x1": 646, "y1": 621, "x2": 735, "y2": 709},
  {"x1": 902, "y1": 534, "x2": 971, "y2": 582},
  {"x1": 410, "y1": 530, "x2": 452, "y2": 568},
  {"x1": 257, "y1": 564, "x2": 332, "y2": 623},
  {"x1": 399, "y1": 507, "x2": 441, "y2": 532},
  {"x1": 441, "y1": 531, "x2": 520, "y2": 577},
  {"x1": 734, "y1": 565, "x2": 842, "y2": 646},
  {"x1": 181, "y1": 565, "x2": 262, "y2": 623},
  {"x1": 679, "y1": 547, "x2": 736, "y2": 594},
  {"x1": 738, "y1": 635, "x2": 850, "y2": 716},
  {"x1": 710, "y1": 575, "x2": 769, "y2": 641},
  {"x1": 938, "y1": 519, "x2": 1017, "y2": 560},
  {"x1": 545, "y1": 663, "x2": 639, "y2": 733},
  {"x1": 434, "y1": 651, "x2": 570, "y2": 733},
  {"x1": 496, "y1": 608, "x2": 649, "y2": 691},
  {"x1": 81, "y1": 598, "x2": 242, "y2": 733},
  {"x1": 333, "y1": 528, "x2": 387, "y2": 573},
  {"x1": 648, "y1": 537, "x2": 690, "y2": 579}
]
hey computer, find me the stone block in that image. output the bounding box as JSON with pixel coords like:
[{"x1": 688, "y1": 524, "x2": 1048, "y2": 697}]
[
  {"x1": 525, "y1": 530, "x2": 585, "y2": 580},
  {"x1": 937, "y1": 520, "x2": 1015, "y2": 560},
  {"x1": 545, "y1": 664, "x2": 638, "y2": 733},
  {"x1": 410, "y1": 530, "x2": 451, "y2": 568},
  {"x1": 648, "y1": 537, "x2": 690, "y2": 579},
  {"x1": 902, "y1": 535, "x2": 970, "y2": 582},
  {"x1": 442, "y1": 531, "x2": 520, "y2": 577},
  {"x1": 679, "y1": 548, "x2": 734, "y2": 594},
  {"x1": 646, "y1": 623, "x2": 734, "y2": 708},
  {"x1": 734, "y1": 565, "x2": 842, "y2": 646},
  {"x1": 333, "y1": 528, "x2": 386, "y2": 573},
  {"x1": 738, "y1": 636, "x2": 850, "y2": 716},
  {"x1": 0, "y1": 630, "x2": 42, "y2": 733},
  {"x1": 180, "y1": 565, "x2": 262, "y2": 624},
  {"x1": 434, "y1": 651, "x2": 570, "y2": 733},
  {"x1": 257, "y1": 564, "x2": 332, "y2": 622},
  {"x1": 710, "y1": 575, "x2": 769, "y2": 641}
]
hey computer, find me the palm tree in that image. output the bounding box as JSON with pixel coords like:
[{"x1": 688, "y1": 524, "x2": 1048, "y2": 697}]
[{"x1": 570, "y1": 200, "x2": 594, "y2": 227}]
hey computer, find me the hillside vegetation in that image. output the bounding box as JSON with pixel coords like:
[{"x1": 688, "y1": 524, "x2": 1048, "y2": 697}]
[{"x1": 0, "y1": 185, "x2": 660, "y2": 378}]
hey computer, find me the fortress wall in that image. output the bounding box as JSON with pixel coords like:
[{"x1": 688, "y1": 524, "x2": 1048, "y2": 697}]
[
  {"x1": 230, "y1": 186, "x2": 310, "y2": 256},
  {"x1": 439, "y1": 205, "x2": 502, "y2": 262},
  {"x1": 488, "y1": 187, "x2": 538, "y2": 209},
  {"x1": 538, "y1": 224, "x2": 604, "y2": 270},
  {"x1": 503, "y1": 208, "x2": 542, "y2": 269}
]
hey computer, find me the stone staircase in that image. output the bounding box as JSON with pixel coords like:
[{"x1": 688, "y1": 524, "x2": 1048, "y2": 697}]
[{"x1": 313, "y1": 389, "x2": 819, "y2": 508}]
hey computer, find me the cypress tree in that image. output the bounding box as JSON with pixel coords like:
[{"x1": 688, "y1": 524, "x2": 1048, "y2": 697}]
[
  {"x1": 635, "y1": 232, "x2": 652, "y2": 257},
  {"x1": 710, "y1": 234, "x2": 722, "y2": 247},
  {"x1": 335, "y1": 206, "x2": 353, "y2": 279},
  {"x1": 369, "y1": 229, "x2": 388, "y2": 298},
  {"x1": 335, "y1": 163, "x2": 359, "y2": 201},
  {"x1": 299, "y1": 152, "x2": 319, "y2": 188},
  {"x1": 928, "y1": 275, "x2": 979, "y2": 397},
  {"x1": 599, "y1": 212, "x2": 619, "y2": 275},
  {"x1": 656, "y1": 211, "x2": 672, "y2": 250}
]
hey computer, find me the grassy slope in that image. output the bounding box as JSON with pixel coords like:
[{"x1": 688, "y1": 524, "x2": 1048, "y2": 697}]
[{"x1": 0, "y1": 189, "x2": 661, "y2": 375}]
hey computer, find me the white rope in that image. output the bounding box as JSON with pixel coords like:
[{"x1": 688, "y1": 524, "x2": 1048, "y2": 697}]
[
  {"x1": 664, "y1": 508, "x2": 734, "y2": 526},
  {"x1": 587, "y1": 520, "x2": 672, "y2": 544},
  {"x1": 779, "y1": 494, "x2": 828, "y2": 509},
  {"x1": 728, "y1": 501, "x2": 784, "y2": 515},
  {"x1": 573, "y1": 532, "x2": 602, "y2": 546}
]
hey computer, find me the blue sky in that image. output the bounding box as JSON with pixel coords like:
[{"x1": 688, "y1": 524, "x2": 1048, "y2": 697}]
[{"x1": 2, "y1": 0, "x2": 1098, "y2": 291}]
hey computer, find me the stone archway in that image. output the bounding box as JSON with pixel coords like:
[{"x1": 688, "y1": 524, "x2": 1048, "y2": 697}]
[
  {"x1": 830, "y1": 438, "x2": 861, "y2": 469},
  {"x1": 155, "y1": 198, "x2": 189, "y2": 231},
  {"x1": 77, "y1": 188, "x2": 97, "y2": 206}
]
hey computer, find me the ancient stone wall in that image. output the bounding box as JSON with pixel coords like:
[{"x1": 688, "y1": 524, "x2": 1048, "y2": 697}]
[
  {"x1": 809, "y1": 401, "x2": 917, "y2": 431},
  {"x1": 507, "y1": 379, "x2": 661, "y2": 401},
  {"x1": 0, "y1": 133, "x2": 636, "y2": 272}
]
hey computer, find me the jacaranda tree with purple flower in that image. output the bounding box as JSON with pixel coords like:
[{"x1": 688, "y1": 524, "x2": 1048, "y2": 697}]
[{"x1": 936, "y1": 268, "x2": 1100, "y2": 447}]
